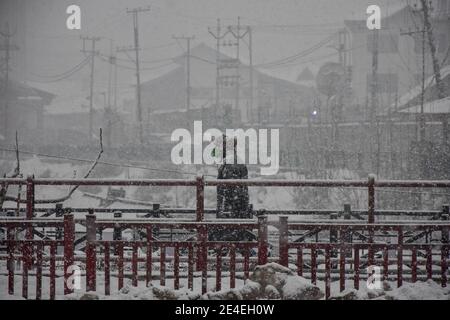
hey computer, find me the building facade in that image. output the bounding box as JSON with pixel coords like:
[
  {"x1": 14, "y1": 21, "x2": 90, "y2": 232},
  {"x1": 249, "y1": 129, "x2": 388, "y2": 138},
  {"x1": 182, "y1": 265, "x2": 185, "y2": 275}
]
[{"x1": 343, "y1": 2, "x2": 450, "y2": 116}]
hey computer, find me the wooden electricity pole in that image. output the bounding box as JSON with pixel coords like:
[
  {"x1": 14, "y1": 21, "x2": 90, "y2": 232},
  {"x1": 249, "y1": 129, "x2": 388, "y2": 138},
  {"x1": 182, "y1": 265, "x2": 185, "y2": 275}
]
[
  {"x1": 80, "y1": 36, "x2": 101, "y2": 143},
  {"x1": 419, "y1": 0, "x2": 448, "y2": 146},
  {"x1": 0, "y1": 23, "x2": 19, "y2": 142},
  {"x1": 126, "y1": 6, "x2": 150, "y2": 144},
  {"x1": 172, "y1": 35, "x2": 195, "y2": 127},
  {"x1": 208, "y1": 19, "x2": 226, "y2": 126},
  {"x1": 369, "y1": 29, "x2": 379, "y2": 175},
  {"x1": 401, "y1": 26, "x2": 427, "y2": 143}
]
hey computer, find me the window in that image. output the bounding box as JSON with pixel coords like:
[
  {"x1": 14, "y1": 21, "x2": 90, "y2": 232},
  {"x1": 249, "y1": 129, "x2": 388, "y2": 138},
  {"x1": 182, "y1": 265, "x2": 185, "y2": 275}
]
[
  {"x1": 415, "y1": 33, "x2": 449, "y2": 54},
  {"x1": 437, "y1": 0, "x2": 449, "y2": 13},
  {"x1": 367, "y1": 34, "x2": 399, "y2": 53},
  {"x1": 367, "y1": 73, "x2": 399, "y2": 93},
  {"x1": 414, "y1": 34, "x2": 425, "y2": 54},
  {"x1": 438, "y1": 33, "x2": 448, "y2": 53}
]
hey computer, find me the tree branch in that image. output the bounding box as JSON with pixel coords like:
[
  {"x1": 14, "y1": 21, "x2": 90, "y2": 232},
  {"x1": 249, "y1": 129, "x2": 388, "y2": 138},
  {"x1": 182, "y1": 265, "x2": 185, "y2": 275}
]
[
  {"x1": 4, "y1": 128, "x2": 104, "y2": 205},
  {"x1": 0, "y1": 131, "x2": 21, "y2": 209}
]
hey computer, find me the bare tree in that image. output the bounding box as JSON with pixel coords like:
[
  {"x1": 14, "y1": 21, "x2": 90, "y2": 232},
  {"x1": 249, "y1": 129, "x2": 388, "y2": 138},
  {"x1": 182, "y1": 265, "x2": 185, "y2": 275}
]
[
  {"x1": 2, "y1": 129, "x2": 104, "y2": 205},
  {"x1": 0, "y1": 131, "x2": 20, "y2": 209}
]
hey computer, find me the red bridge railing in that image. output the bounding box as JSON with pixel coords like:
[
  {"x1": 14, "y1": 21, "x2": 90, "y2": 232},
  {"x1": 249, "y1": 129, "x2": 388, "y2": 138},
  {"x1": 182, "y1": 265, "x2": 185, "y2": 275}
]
[{"x1": 0, "y1": 176, "x2": 449, "y2": 299}]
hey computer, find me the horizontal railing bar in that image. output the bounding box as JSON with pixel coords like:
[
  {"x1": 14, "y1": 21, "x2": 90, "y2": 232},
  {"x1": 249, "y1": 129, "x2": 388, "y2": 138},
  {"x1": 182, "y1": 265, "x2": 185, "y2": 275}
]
[
  {"x1": 2, "y1": 178, "x2": 450, "y2": 188},
  {"x1": 205, "y1": 179, "x2": 369, "y2": 187},
  {"x1": 2, "y1": 208, "x2": 443, "y2": 216},
  {"x1": 92, "y1": 220, "x2": 258, "y2": 228},
  {"x1": 33, "y1": 178, "x2": 197, "y2": 186},
  {"x1": 0, "y1": 219, "x2": 63, "y2": 227},
  {"x1": 287, "y1": 242, "x2": 450, "y2": 250},
  {"x1": 1, "y1": 219, "x2": 448, "y2": 228},
  {"x1": 282, "y1": 222, "x2": 450, "y2": 229}
]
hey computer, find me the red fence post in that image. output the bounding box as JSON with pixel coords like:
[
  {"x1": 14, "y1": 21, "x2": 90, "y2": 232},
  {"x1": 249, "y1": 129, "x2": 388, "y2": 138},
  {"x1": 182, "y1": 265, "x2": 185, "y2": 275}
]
[
  {"x1": 146, "y1": 226, "x2": 152, "y2": 287},
  {"x1": 325, "y1": 247, "x2": 331, "y2": 300},
  {"x1": 188, "y1": 245, "x2": 194, "y2": 290},
  {"x1": 441, "y1": 208, "x2": 449, "y2": 287},
  {"x1": 50, "y1": 243, "x2": 56, "y2": 300},
  {"x1": 25, "y1": 175, "x2": 35, "y2": 221},
  {"x1": 104, "y1": 242, "x2": 110, "y2": 296},
  {"x1": 63, "y1": 213, "x2": 75, "y2": 295},
  {"x1": 22, "y1": 245, "x2": 28, "y2": 299},
  {"x1": 397, "y1": 228, "x2": 403, "y2": 288},
  {"x1": 196, "y1": 176, "x2": 205, "y2": 271},
  {"x1": 230, "y1": 245, "x2": 236, "y2": 289},
  {"x1": 174, "y1": 245, "x2": 180, "y2": 290},
  {"x1": 339, "y1": 228, "x2": 346, "y2": 293},
  {"x1": 215, "y1": 246, "x2": 222, "y2": 291},
  {"x1": 258, "y1": 216, "x2": 268, "y2": 266},
  {"x1": 354, "y1": 247, "x2": 360, "y2": 290},
  {"x1": 132, "y1": 243, "x2": 138, "y2": 287},
  {"x1": 25, "y1": 175, "x2": 35, "y2": 273},
  {"x1": 411, "y1": 247, "x2": 417, "y2": 283},
  {"x1": 200, "y1": 225, "x2": 208, "y2": 295},
  {"x1": 368, "y1": 175, "x2": 375, "y2": 267},
  {"x1": 7, "y1": 227, "x2": 14, "y2": 295},
  {"x1": 367, "y1": 175, "x2": 375, "y2": 224},
  {"x1": 196, "y1": 176, "x2": 204, "y2": 222},
  {"x1": 36, "y1": 242, "x2": 43, "y2": 300},
  {"x1": 86, "y1": 210, "x2": 97, "y2": 292},
  {"x1": 279, "y1": 216, "x2": 289, "y2": 267}
]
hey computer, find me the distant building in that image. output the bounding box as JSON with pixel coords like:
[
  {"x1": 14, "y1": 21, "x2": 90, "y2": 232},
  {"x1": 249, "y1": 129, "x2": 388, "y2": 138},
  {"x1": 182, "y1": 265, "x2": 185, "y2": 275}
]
[
  {"x1": 343, "y1": 2, "x2": 450, "y2": 116},
  {"x1": 0, "y1": 79, "x2": 55, "y2": 145},
  {"x1": 139, "y1": 43, "x2": 316, "y2": 134},
  {"x1": 296, "y1": 67, "x2": 315, "y2": 86}
]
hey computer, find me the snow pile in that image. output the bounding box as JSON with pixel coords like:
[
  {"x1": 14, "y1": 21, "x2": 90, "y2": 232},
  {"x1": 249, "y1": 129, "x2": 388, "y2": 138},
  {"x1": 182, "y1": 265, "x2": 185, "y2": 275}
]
[
  {"x1": 201, "y1": 280, "x2": 261, "y2": 300},
  {"x1": 249, "y1": 263, "x2": 324, "y2": 300},
  {"x1": 384, "y1": 280, "x2": 449, "y2": 300},
  {"x1": 330, "y1": 280, "x2": 450, "y2": 300},
  {"x1": 63, "y1": 263, "x2": 324, "y2": 300},
  {"x1": 65, "y1": 282, "x2": 201, "y2": 300}
]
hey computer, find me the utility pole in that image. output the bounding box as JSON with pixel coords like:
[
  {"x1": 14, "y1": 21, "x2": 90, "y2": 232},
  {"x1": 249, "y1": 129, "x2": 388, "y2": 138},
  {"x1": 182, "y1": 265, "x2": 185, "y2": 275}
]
[
  {"x1": 331, "y1": 29, "x2": 347, "y2": 149},
  {"x1": 172, "y1": 35, "x2": 195, "y2": 127},
  {"x1": 369, "y1": 28, "x2": 379, "y2": 175},
  {"x1": 0, "y1": 22, "x2": 19, "y2": 142},
  {"x1": 420, "y1": 0, "x2": 445, "y2": 98},
  {"x1": 126, "y1": 6, "x2": 150, "y2": 144},
  {"x1": 208, "y1": 19, "x2": 227, "y2": 126},
  {"x1": 80, "y1": 36, "x2": 101, "y2": 143},
  {"x1": 103, "y1": 40, "x2": 117, "y2": 148},
  {"x1": 248, "y1": 26, "x2": 254, "y2": 124},
  {"x1": 107, "y1": 39, "x2": 114, "y2": 110},
  {"x1": 401, "y1": 26, "x2": 427, "y2": 143},
  {"x1": 114, "y1": 47, "x2": 119, "y2": 110},
  {"x1": 419, "y1": 0, "x2": 448, "y2": 146},
  {"x1": 228, "y1": 17, "x2": 250, "y2": 123}
]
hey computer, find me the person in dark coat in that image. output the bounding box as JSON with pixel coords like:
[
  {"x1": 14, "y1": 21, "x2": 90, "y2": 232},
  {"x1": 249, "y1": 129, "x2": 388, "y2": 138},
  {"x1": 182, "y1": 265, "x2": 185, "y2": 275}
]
[{"x1": 211, "y1": 136, "x2": 254, "y2": 243}]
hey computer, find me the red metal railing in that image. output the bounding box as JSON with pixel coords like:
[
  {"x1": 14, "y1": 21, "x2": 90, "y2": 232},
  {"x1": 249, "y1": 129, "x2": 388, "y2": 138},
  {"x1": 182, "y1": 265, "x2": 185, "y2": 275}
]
[
  {"x1": 0, "y1": 176, "x2": 449, "y2": 299},
  {"x1": 277, "y1": 218, "x2": 449, "y2": 299}
]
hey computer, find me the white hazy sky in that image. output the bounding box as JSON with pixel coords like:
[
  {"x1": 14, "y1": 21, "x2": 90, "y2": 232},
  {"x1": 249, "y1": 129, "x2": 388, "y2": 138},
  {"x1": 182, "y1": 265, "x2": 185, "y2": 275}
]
[{"x1": 5, "y1": 0, "x2": 408, "y2": 103}]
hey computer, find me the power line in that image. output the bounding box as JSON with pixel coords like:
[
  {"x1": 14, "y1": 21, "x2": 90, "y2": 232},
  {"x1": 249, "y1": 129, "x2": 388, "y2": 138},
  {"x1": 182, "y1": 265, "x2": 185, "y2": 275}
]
[
  {"x1": 28, "y1": 57, "x2": 91, "y2": 83},
  {"x1": 0, "y1": 147, "x2": 214, "y2": 177},
  {"x1": 254, "y1": 34, "x2": 336, "y2": 68},
  {"x1": 98, "y1": 55, "x2": 174, "y2": 71},
  {"x1": 28, "y1": 56, "x2": 91, "y2": 79}
]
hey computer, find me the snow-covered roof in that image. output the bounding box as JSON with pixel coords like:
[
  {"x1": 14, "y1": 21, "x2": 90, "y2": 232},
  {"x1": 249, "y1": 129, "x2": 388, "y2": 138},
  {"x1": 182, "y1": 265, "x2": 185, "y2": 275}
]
[
  {"x1": 394, "y1": 65, "x2": 450, "y2": 109},
  {"x1": 397, "y1": 96, "x2": 450, "y2": 115}
]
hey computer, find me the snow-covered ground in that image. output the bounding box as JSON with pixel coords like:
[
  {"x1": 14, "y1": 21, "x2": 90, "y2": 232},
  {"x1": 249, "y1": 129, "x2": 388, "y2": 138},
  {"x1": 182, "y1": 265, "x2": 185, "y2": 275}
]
[{"x1": 1, "y1": 271, "x2": 448, "y2": 300}]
